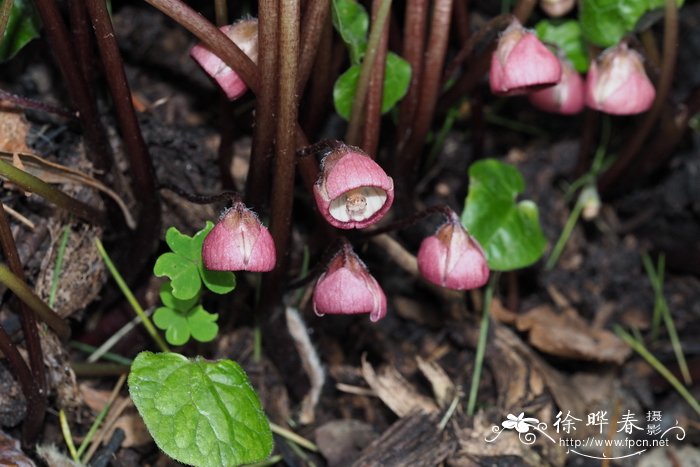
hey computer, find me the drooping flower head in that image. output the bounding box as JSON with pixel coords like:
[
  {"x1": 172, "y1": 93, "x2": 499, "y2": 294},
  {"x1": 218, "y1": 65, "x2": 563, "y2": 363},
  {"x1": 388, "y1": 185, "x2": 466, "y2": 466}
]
[
  {"x1": 313, "y1": 144, "x2": 394, "y2": 229},
  {"x1": 190, "y1": 18, "x2": 258, "y2": 100},
  {"x1": 585, "y1": 43, "x2": 655, "y2": 115},
  {"x1": 313, "y1": 244, "x2": 387, "y2": 322},
  {"x1": 528, "y1": 57, "x2": 585, "y2": 115},
  {"x1": 489, "y1": 20, "x2": 562, "y2": 96},
  {"x1": 202, "y1": 202, "x2": 276, "y2": 272},
  {"x1": 417, "y1": 212, "x2": 489, "y2": 290}
]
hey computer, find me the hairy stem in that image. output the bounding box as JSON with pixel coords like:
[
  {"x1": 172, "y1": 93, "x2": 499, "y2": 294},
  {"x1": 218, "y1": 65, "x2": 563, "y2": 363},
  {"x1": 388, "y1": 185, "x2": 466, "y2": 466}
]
[
  {"x1": 345, "y1": 0, "x2": 393, "y2": 146},
  {"x1": 0, "y1": 88, "x2": 76, "y2": 119},
  {"x1": 598, "y1": 0, "x2": 678, "y2": 194}
]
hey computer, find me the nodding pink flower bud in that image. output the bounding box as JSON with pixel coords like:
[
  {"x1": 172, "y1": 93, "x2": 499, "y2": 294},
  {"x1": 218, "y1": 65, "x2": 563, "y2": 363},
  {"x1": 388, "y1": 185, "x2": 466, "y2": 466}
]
[
  {"x1": 313, "y1": 144, "x2": 394, "y2": 229},
  {"x1": 313, "y1": 244, "x2": 387, "y2": 322},
  {"x1": 540, "y1": 0, "x2": 575, "y2": 18},
  {"x1": 585, "y1": 43, "x2": 655, "y2": 115},
  {"x1": 202, "y1": 202, "x2": 276, "y2": 272},
  {"x1": 417, "y1": 214, "x2": 490, "y2": 290},
  {"x1": 190, "y1": 18, "x2": 258, "y2": 100},
  {"x1": 489, "y1": 21, "x2": 562, "y2": 96},
  {"x1": 528, "y1": 57, "x2": 584, "y2": 114}
]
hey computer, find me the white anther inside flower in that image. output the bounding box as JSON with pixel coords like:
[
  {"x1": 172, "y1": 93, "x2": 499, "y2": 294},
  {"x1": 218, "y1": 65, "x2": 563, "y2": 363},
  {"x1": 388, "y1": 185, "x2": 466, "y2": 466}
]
[{"x1": 328, "y1": 187, "x2": 387, "y2": 222}]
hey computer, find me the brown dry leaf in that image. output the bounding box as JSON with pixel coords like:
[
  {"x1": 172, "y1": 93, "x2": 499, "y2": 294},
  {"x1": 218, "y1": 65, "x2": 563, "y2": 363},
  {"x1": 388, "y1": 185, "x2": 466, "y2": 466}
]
[
  {"x1": 0, "y1": 429, "x2": 35, "y2": 467},
  {"x1": 315, "y1": 419, "x2": 377, "y2": 466},
  {"x1": 0, "y1": 152, "x2": 136, "y2": 229},
  {"x1": 515, "y1": 305, "x2": 631, "y2": 364},
  {"x1": 361, "y1": 355, "x2": 438, "y2": 417},
  {"x1": 416, "y1": 356, "x2": 456, "y2": 408},
  {"x1": 110, "y1": 413, "x2": 151, "y2": 447},
  {"x1": 0, "y1": 102, "x2": 32, "y2": 154},
  {"x1": 490, "y1": 297, "x2": 518, "y2": 324}
]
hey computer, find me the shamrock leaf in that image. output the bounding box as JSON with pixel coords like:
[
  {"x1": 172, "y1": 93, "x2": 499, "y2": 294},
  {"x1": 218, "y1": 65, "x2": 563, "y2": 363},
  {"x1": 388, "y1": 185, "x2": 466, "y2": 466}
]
[
  {"x1": 153, "y1": 283, "x2": 219, "y2": 346},
  {"x1": 129, "y1": 352, "x2": 273, "y2": 467},
  {"x1": 153, "y1": 222, "x2": 235, "y2": 300},
  {"x1": 461, "y1": 159, "x2": 546, "y2": 271}
]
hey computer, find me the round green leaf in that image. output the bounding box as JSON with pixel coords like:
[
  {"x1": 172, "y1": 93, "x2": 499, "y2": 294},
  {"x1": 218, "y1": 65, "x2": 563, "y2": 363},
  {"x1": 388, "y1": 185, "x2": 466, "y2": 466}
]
[
  {"x1": 153, "y1": 252, "x2": 201, "y2": 301},
  {"x1": 153, "y1": 307, "x2": 191, "y2": 346},
  {"x1": 461, "y1": 159, "x2": 546, "y2": 271},
  {"x1": 331, "y1": 0, "x2": 369, "y2": 64},
  {"x1": 199, "y1": 265, "x2": 236, "y2": 295},
  {"x1": 188, "y1": 305, "x2": 219, "y2": 343},
  {"x1": 129, "y1": 352, "x2": 273, "y2": 467}
]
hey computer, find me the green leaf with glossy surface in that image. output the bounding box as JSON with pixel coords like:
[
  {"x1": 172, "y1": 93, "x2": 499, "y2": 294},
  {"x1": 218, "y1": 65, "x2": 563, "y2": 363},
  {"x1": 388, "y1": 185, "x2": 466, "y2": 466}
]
[
  {"x1": 535, "y1": 20, "x2": 588, "y2": 73},
  {"x1": 333, "y1": 52, "x2": 412, "y2": 120},
  {"x1": 0, "y1": 0, "x2": 41, "y2": 62},
  {"x1": 331, "y1": 0, "x2": 368, "y2": 64},
  {"x1": 129, "y1": 352, "x2": 273, "y2": 467},
  {"x1": 580, "y1": 0, "x2": 684, "y2": 47},
  {"x1": 461, "y1": 159, "x2": 546, "y2": 271}
]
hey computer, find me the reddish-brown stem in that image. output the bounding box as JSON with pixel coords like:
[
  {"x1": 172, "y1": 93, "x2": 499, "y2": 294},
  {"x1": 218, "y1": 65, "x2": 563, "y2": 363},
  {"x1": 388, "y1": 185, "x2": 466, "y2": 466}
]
[
  {"x1": 0, "y1": 89, "x2": 75, "y2": 119},
  {"x1": 598, "y1": 0, "x2": 678, "y2": 195},
  {"x1": 362, "y1": 0, "x2": 391, "y2": 157},
  {"x1": 246, "y1": 0, "x2": 279, "y2": 208},
  {"x1": 0, "y1": 205, "x2": 46, "y2": 445},
  {"x1": 68, "y1": 0, "x2": 95, "y2": 91},
  {"x1": 301, "y1": 18, "x2": 337, "y2": 138},
  {"x1": 513, "y1": 0, "x2": 536, "y2": 23},
  {"x1": 396, "y1": 0, "x2": 428, "y2": 148},
  {"x1": 0, "y1": 324, "x2": 41, "y2": 446},
  {"x1": 86, "y1": 0, "x2": 161, "y2": 266},
  {"x1": 345, "y1": 0, "x2": 393, "y2": 146},
  {"x1": 297, "y1": 0, "x2": 331, "y2": 96},
  {"x1": 453, "y1": 0, "x2": 470, "y2": 46},
  {"x1": 31, "y1": 0, "x2": 113, "y2": 172},
  {"x1": 396, "y1": 0, "x2": 454, "y2": 193},
  {"x1": 355, "y1": 204, "x2": 455, "y2": 239}
]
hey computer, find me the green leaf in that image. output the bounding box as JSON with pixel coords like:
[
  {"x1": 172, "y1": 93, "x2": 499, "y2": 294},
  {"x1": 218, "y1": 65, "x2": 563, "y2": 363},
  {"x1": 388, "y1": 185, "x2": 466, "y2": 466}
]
[
  {"x1": 331, "y1": 0, "x2": 368, "y2": 64},
  {"x1": 154, "y1": 283, "x2": 219, "y2": 345},
  {"x1": 461, "y1": 159, "x2": 546, "y2": 271},
  {"x1": 129, "y1": 352, "x2": 273, "y2": 467},
  {"x1": 381, "y1": 52, "x2": 412, "y2": 114},
  {"x1": 0, "y1": 0, "x2": 41, "y2": 62},
  {"x1": 535, "y1": 20, "x2": 588, "y2": 73},
  {"x1": 333, "y1": 52, "x2": 412, "y2": 120},
  {"x1": 153, "y1": 223, "x2": 235, "y2": 300},
  {"x1": 580, "y1": 0, "x2": 684, "y2": 47},
  {"x1": 333, "y1": 64, "x2": 361, "y2": 120}
]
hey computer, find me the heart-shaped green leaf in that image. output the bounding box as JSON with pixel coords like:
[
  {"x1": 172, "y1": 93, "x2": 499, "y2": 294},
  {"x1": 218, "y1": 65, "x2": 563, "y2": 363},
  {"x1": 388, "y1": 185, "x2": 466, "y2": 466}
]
[
  {"x1": 332, "y1": 0, "x2": 369, "y2": 64},
  {"x1": 580, "y1": 0, "x2": 684, "y2": 47},
  {"x1": 461, "y1": 159, "x2": 545, "y2": 271},
  {"x1": 129, "y1": 352, "x2": 273, "y2": 467},
  {"x1": 535, "y1": 20, "x2": 588, "y2": 73},
  {"x1": 0, "y1": 0, "x2": 41, "y2": 62}
]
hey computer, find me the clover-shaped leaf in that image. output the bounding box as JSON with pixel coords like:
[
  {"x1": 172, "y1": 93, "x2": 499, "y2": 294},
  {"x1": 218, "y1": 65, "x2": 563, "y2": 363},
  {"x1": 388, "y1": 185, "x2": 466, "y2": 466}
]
[
  {"x1": 153, "y1": 222, "x2": 235, "y2": 300},
  {"x1": 153, "y1": 283, "x2": 218, "y2": 346},
  {"x1": 461, "y1": 159, "x2": 546, "y2": 271},
  {"x1": 129, "y1": 352, "x2": 273, "y2": 467}
]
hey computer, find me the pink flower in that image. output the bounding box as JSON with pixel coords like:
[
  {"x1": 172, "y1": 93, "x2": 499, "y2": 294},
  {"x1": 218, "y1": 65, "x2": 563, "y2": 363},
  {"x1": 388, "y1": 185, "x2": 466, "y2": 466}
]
[
  {"x1": 202, "y1": 202, "x2": 276, "y2": 272},
  {"x1": 313, "y1": 144, "x2": 394, "y2": 229},
  {"x1": 313, "y1": 244, "x2": 387, "y2": 322},
  {"x1": 417, "y1": 214, "x2": 489, "y2": 290},
  {"x1": 585, "y1": 43, "x2": 656, "y2": 115},
  {"x1": 190, "y1": 19, "x2": 258, "y2": 100},
  {"x1": 528, "y1": 57, "x2": 584, "y2": 115},
  {"x1": 489, "y1": 21, "x2": 562, "y2": 96}
]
